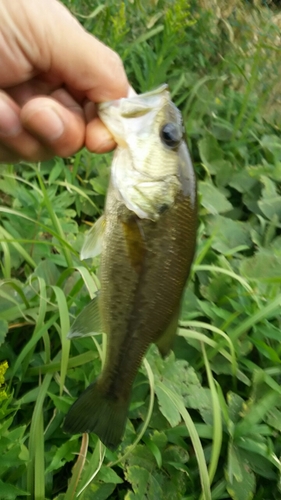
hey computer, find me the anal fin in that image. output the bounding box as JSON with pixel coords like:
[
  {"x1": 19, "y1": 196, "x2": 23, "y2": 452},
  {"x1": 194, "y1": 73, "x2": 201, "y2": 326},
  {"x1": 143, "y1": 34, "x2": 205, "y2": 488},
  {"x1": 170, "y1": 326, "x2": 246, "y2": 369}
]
[{"x1": 156, "y1": 305, "x2": 180, "y2": 357}]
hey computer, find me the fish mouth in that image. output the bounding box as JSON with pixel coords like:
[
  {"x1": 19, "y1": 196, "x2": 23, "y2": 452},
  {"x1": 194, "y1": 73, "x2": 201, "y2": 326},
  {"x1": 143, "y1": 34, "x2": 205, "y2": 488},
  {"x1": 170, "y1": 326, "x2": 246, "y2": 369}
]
[
  {"x1": 98, "y1": 84, "x2": 169, "y2": 113},
  {"x1": 97, "y1": 84, "x2": 171, "y2": 147}
]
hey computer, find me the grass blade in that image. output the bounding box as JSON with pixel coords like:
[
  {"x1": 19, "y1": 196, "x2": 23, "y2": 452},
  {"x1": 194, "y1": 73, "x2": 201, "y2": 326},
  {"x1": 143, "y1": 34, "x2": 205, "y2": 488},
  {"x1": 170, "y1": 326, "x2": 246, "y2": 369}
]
[
  {"x1": 193, "y1": 265, "x2": 254, "y2": 294},
  {"x1": 77, "y1": 441, "x2": 105, "y2": 497},
  {"x1": 229, "y1": 293, "x2": 281, "y2": 342},
  {"x1": 64, "y1": 433, "x2": 89, "y2": 500},
  {"x1": 27, "y1": 373, "x2": 52, "y2": 500},
  {"x1": 37, "y1": 173, "x2": 73, "y2": 268},
  {"x1": 181, "y1": 320, "x2": 237, "y2": 375},
  {"x1": 0, "y1": 225, "x2": 36, "y2": 268},
  {"x1": 51, "y1": 286, "x2": 70, "y2": 395},
  {"x1": 201, "y1": 343, "x2": 223, "y2": 489},
  {"x1": 157, "y1": 381, "x2": 211, "y2": 500}
]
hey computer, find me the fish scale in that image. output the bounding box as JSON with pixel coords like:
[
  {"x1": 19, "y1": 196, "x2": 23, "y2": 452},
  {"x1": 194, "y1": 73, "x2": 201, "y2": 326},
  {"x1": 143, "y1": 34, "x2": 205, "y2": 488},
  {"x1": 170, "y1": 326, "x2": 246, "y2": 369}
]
[{"x1": 63, "y1": 86, "x2": 197, "y2": 449}]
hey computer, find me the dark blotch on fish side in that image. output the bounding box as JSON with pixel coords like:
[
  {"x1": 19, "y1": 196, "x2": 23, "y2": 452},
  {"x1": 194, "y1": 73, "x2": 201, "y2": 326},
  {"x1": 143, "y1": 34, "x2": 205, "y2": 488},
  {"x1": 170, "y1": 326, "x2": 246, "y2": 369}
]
[{"x1": 158, "y1": 203, "x2": 169, "y2": 214}]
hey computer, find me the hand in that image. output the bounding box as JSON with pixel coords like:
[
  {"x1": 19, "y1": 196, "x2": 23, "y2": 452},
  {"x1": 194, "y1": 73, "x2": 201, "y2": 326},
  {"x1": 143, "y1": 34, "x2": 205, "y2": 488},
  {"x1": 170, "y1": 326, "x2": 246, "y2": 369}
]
[{"x1": 0, "y1": 0, "x2": 129, "y2": 162}]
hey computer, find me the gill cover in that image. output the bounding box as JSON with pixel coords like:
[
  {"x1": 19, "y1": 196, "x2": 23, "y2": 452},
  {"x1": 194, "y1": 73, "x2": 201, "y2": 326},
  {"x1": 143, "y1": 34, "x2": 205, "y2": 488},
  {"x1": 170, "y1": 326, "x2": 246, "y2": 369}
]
[{"x1": 98, "y1": 85, "x2": 195, "y2": 221}]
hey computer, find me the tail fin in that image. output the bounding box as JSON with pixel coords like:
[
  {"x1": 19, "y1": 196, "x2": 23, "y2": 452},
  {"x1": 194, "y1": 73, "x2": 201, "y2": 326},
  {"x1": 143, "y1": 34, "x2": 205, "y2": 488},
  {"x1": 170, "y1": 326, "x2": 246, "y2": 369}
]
[{"x1": 63, "y1": 381, "x2": 129, "y2": 451}]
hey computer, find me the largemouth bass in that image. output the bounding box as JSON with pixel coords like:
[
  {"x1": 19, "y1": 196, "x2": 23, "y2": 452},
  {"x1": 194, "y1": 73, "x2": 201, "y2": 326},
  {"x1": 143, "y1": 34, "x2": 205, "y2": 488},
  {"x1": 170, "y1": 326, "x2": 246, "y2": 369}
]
[{"x1": 63, "y1": 85, "x2": 197, "y2": 450}]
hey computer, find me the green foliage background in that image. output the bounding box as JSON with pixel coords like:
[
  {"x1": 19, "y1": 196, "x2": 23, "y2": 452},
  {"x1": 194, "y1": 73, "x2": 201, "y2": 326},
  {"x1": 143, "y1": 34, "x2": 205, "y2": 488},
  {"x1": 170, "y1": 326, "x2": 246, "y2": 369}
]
[{"x1": 0, "y1": 0, "x2": 281, "y2": 499}]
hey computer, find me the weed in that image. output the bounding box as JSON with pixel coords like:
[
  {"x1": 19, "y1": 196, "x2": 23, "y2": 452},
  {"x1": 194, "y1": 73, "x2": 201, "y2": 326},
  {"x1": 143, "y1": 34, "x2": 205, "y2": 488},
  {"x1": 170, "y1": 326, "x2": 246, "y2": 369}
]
[{"x1": 1, "y1": 1, "x2": 281, "y2": 499}]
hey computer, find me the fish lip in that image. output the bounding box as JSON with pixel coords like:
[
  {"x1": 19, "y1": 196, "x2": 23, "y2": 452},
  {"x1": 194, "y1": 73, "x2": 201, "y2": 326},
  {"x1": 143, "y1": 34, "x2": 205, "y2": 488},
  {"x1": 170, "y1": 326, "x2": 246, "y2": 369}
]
[
  {"x1": 97, "y1": 84, "x2": 172, "y2": 148},
  {"x1": 97, "y1": 84, "x2": 169, "y2": 112}
]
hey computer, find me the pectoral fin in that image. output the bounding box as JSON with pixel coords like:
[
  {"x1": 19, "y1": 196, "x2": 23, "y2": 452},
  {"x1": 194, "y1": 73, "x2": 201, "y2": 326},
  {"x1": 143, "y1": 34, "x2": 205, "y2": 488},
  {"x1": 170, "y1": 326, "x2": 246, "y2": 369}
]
[
  {"x1": 67, "y1": 293, "x2": 102, "y2": 339},
  {"x1": 80, "y1": 215, "x2": 106, "y2": 260},
  {"x1": 156, "y1": 305, "x2": 180, "y2": 356}
]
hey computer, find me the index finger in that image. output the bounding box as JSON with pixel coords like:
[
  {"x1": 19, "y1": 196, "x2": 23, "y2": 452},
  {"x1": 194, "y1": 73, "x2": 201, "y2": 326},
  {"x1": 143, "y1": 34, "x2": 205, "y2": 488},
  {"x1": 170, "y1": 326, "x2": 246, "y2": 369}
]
[
  {"x1": 37, "y1": 1, "x2": 130, "y2": 102},
  {"x1": 2, "y1": 0, "x2": 129, "y2": 102}
]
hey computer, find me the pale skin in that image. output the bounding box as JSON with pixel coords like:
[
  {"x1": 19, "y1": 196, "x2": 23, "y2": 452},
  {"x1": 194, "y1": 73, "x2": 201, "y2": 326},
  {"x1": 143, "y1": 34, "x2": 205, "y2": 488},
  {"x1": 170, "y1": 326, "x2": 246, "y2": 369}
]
[{"x1": 0, "y1": 0, "x2": 129, "y2": 163}]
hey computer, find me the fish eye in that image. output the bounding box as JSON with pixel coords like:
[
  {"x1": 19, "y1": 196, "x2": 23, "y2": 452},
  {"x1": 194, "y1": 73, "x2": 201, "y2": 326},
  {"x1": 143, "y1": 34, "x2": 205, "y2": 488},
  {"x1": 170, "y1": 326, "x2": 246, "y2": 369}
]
[{"x1": 160, "y1": 123, "x2": 182, "y2": 149}]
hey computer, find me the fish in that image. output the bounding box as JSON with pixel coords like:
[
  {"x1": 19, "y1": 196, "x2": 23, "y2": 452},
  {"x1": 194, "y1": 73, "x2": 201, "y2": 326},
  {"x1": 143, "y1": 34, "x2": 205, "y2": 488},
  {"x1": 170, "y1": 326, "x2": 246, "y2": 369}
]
[{"x1": 63, "y1": 85, "x2": 197, "y2": 450}]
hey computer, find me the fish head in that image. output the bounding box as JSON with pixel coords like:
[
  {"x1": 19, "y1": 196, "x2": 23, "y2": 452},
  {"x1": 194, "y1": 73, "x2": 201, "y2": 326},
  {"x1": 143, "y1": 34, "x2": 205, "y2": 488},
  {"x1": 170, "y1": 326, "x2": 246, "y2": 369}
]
[{"x1": 98, "y1": 85, "x2": 196, "y2": 220}]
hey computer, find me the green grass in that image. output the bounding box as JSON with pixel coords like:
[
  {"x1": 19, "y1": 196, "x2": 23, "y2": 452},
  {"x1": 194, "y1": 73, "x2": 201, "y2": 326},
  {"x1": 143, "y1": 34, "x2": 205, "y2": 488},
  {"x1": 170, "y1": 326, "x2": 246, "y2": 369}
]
[{"x1": 1, "y1": 0, "x2": 281, "y2": 499}]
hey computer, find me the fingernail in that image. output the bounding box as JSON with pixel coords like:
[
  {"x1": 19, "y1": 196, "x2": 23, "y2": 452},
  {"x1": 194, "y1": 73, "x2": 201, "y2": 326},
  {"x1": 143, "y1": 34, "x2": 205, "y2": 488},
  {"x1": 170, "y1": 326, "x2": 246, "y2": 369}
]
[
  {"x1": 25, "y1": 107, "x2": 64, "y2": 141},
  {"x1": 0, "y1": 100, "x2": 22, "y2": 137},
  {"x1": 94, "y1": 128, "x2": 116, "y2": 153}
]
